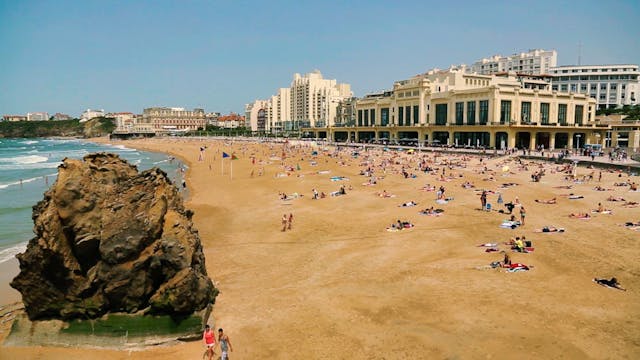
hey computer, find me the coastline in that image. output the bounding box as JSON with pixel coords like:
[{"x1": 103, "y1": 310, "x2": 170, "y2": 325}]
[{"x1": 1, "y1": 136, "x2": 638, "y2": 359}]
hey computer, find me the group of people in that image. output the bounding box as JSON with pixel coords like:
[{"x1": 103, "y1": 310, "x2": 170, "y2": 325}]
[
  {"x1": 281, "y1": 213, "x2": 294, "y2": 231},
  {"x1": 203, "y1": 325, "x2": 233, "y2": 360}
]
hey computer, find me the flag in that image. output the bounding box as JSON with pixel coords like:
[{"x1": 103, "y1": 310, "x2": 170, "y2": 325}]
[
  {"x1": 222, "y1": 152, "x2": 230, "y2": 158},
  {"x1": 231, "y1": 154, "x2": 238, "y2": 160}
]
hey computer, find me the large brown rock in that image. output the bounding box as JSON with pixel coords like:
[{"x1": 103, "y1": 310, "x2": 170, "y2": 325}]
[{"x1": 11, "y1": 153, "x2": 218, "y2": 320}]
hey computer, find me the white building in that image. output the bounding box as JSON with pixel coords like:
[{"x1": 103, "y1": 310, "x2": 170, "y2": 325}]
[
  {"x1": 80, "y1": 109, "x2": 105, "y2": 122},
  {"x1": 471, "y1": 49, "x2": 557, "y2": 75},
  {"x1": 107, "y1": 112, "x2": 135, "y2": 132},
  {"x1": 27, "y1": 112, "x2": 49, "y2": 121},
  {"x1": 246, "y1": 70, "x2": 352, "y2": 133},
  {"x1": 549, "y1": 64, "x2": 640, "y2": 109}
]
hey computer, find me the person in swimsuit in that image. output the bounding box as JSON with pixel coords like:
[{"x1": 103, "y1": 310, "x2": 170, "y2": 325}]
[
  {"x1": 519, "y1": 206, "x2": 526, "y2": 225},
  {"x1": 217, "y1": 328, "x2": 233, "y2": 360},
  {"x1": 202, "y1": 324, "x2": 216, "y2": 359}
]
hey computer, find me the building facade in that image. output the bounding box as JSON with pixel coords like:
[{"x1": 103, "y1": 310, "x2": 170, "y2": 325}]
[
  {"x1": 107, "y1": 112, "x2": 136, "y2": 132},
  {"x1": 52, "y1": 113, "x2": 72, "y2": 121},
  {"x1": 2, "y1": 115, "x2": 27, "y2": 122},
  {"x1": 245, "y1": 70, "x2": 352, "y2": 133},
  {"x1": 549, "y1": 64, "x2": 640, "y2": 109},
  {"x1": 142, "y1": 107, "x2": 206, "y2": 132},
  {"x1": 471, "y1": 49, "x2": 557, "y2": 75},
  {"x1": 27, "y1": 112, "x2": 49, "y2": 121},
  {"x1": 80, "y1": 109, "x2": 105, "y2": 122},
  {"x1": 305, "y1": 68, "x2": 603, "y2": 151}
]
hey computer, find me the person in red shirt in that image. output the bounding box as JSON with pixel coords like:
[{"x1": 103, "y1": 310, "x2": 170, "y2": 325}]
[{"x1": 203, "y1": 324, "x2": 216, "y2": 359}]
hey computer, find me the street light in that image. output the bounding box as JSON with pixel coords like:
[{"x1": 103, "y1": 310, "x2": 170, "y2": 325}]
[{"x1": 576, "y1": 134, "x2": 582, "y2": 152}]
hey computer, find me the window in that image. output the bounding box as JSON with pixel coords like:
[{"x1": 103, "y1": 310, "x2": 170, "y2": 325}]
[
  {"x1": 575, "y1": 105, "x2": 583, "y2": 125},
  {"x1": 364, "y1": 109, "x2": 369, "y2": 126},
  {"x1": 500, "y1": 100, "x2": 511, "y2": 124},
  {"x1": 370, "y1": 109, "x2": 376, "y2": 126},
  {"x1": 455, "y1": 102, "x2": 464, "y2": 125},
  {"x1": 398, "y1": 106, "x2": 404, "y2": 126},
  {"x1": 590, "y1": 84, "x2": 597, "y2": 91},
  {"x1": 552, "y1": 85, "x2": 558, "y2": 91},
  {"x1": 357, "y1": 110, "x2": 363, "y2": 126},
  {"x1": 405, "y1": 106, "x2": 411, "y2": 125},
  {"x1": 479, "y1": 100, "x2": 488, "y2": 125},
  {"x1": 467, "y1": 101, "x2": 476, "y2": 125},
  {"x1": 521, "y1": 101, "x2": 531, "y2": 123},
  {"x1": 600, "y1": 84, "x2": 607, "y2": 90},
  {"x1": 435, "y1": 104, "x2": 447, "y2": 125},
  {"x1": 413, "y1": 105, "x2": 419, "y2": 124},
  {"x1": 540, "y1": 103, "x2": 550, "y2": 124},
  {"x1": 381, "y1": 108, "x2": 389, "y2": 126},
  {"x1": 561, "y1": 84, "x2": 568, "y2": 92},
  {"x1": 558, "y1": 104, "x2": 567, "y2": 125},
  {"x1": 580, "y1": 84, "x2": 587, "y2": 92},
  {"x1": 571, "y1": 84, "x2": 577, "y2": 92}
]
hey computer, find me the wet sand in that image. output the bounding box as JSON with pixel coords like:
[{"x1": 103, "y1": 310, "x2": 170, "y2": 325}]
[{"x1": 1, "y1": 137, "x2": 639, "y2": 359}]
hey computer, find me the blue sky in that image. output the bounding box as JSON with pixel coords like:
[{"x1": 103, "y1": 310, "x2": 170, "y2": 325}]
[{"x1": 1, "y1": 0, "x2": 639, "y2": 116}]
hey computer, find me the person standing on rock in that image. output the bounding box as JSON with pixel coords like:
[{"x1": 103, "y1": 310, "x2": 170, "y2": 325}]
[
  {"x1": 202, "y1": 324, "x2": 216, "y2": 360},
  {"x1": 217, "y1": 328, "x2": 233, "y2": 360}
]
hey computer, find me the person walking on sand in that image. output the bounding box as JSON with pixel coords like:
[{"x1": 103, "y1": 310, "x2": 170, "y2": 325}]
[
  {"x1": 202, "y1": 324, "x2": 216, "y2": 360},
  {"x1": 520, "y1": 206, "x2": 526, "y2": 225},
  {"x1": 216, "y1": 328, "x2": 233, "y2": 360},
  {"x1": 282, "y1": 214, "x2": 288, "y2": 231},
  {"x1": 288, "y1": 213, "x2": 293, "y2": 230}
]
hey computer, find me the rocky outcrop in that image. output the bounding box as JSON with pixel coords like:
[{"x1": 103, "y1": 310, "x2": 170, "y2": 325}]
[{"x1": 11, "y1": 153, "x2": 217, "y2": 320}]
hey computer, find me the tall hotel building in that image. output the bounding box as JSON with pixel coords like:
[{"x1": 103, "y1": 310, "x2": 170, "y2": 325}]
[
  {"x1": 470, "y1": 49, "x2": 557, "y2": 75},
  {"x1": 549, "y1": 64, "x2": 640, "y2": 109},
  {"x1": 304, "y1": 67, "x2": 605, "y2": 151},
  {"x1": 245, "y1": 71, "x2": 352, "y2": 133}
]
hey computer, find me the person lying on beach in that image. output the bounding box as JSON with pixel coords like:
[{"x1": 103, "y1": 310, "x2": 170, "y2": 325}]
[
  {"x1": 623, "y1": 221, "x2": 640, "y2": 227},
  {"x1": 420, "y1": 184, "x2": 435, "y2": 191},
  {"x1": 622, "y1": 201, "x2": 639, "y2": 208},
  {"x1": 593, "y1": 277, "x2": 626, "y2": 291},
  {"x1": 376, "y1": 190, "x2": 395, "y2": 198},
  {"x1": 569, "y1": 212, "x2": 591, "y2": 219},
  {"x1": 388, "y1": 220, "x2": 414, "y2": 230},
  {"x1": 535, "y1": 198, "x2": 557, "y2": 204},
  {"x1": 593, "y1": 185, "x2": 612, "y2": 191},
  {"x1": 607, "y1": 196, "x2": 626, "y2": 202},
  {"x1": 400, "y1": 201, "x2": 418, "y2": 207},
  {"x1": 566, "y1": 194, "x2": 584, "y2": 199},
  {"x1": 420, "y1": 207, "x2": 444, "y2": 215},
  {"x1": 534, "y1": 226, "x2": 565, "y2": 233}
]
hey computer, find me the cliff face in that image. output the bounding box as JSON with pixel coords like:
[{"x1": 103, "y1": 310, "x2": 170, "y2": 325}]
[
  {"x1": 0, "y1": 118, "x2": 115, "y2": 138},
  {"x1": 11, "y1": 153, "x2": 217, "y2": 320}
]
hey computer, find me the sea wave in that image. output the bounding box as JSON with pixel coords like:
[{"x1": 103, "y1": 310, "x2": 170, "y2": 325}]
[
  {"x1": 0, "y1": 243, "x2": 27, "y2": 264},
  {"x1": 20, "y1": 140, "x2": 39, "y2": 145},
  {"x1": 0, "y1": 162, "x2": 60, "y2": 171},
  {"x1": 0, "y1": 155, "x2": 48, "y2": 164},
  {"x1": 0, "y1": 173, "x2": 57, "y2": 190}
]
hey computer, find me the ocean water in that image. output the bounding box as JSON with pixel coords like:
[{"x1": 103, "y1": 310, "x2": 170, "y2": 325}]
[{"x1": 0, "y1": 138, "x2": 185, "y2": 264}]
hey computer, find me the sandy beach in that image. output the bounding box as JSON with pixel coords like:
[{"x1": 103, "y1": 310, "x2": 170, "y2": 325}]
[{"x1": 1, "y1": 137, "x2": 639, "y2": 359}]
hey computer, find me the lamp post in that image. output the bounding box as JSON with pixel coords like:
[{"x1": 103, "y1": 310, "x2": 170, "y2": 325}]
[{"x1": 576, "y1": 134, "x2": 582, "y2": 155}]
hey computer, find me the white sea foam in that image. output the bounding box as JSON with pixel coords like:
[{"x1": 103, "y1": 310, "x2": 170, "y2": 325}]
[
  {"x1": 0, "y1": 243, "x2": 27, "y2": 264},
  {"x1": 0, "y1": 155, "x2": 48, "y2": 164},
  {"x1": 0, "y1": 174, "x2": 52, "y2": 189},
  {"x1": 20, "y1": 140, "x2": 39, "y2": 145},
  {"x1": 0, "y1": 162, "x2": 60, "y2": 171}
]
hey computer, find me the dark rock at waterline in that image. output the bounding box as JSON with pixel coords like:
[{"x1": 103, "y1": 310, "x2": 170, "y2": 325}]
[{"x1": 11, "y1": 153, "x2": 217, "y2": 320}]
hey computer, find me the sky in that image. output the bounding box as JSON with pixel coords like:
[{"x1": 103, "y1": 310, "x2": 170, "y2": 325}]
[{"x1": 1, "y1": 0, "x2": 639, "y2": 117}]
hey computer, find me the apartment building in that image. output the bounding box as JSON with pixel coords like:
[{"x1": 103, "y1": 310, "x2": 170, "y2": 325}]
[
  {"x1": 246, "y1": 70, "x2": 352, "y2": 133},
  {"x1": 471, "y1": 49, "x2": 557, "y2": 75},
  {"x1": 549, "y1": 64, "x2": 640, "y2": 109},
  {"x1": 27, "y1": 112, "x2": 49, "y2": 121}
]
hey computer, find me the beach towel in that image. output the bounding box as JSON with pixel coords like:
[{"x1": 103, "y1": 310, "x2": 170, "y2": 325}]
[
  {"x1": 330, "y1": 176, "x2": 349, "y2": 181},
  {"x1": 477, "y1": 243, "x2": 498, "y2": 247},
  {"x1": 534, "y1": 227, "x2": 565, "y2": 233},
  {"x1": 500, "y1": 221, "x2": 520, "y2": 229}
]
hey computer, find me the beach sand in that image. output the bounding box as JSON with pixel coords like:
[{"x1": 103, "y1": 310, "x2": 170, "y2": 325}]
[{"x1": 1, "y1": 137, "x2": 639, "y2": 359}]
